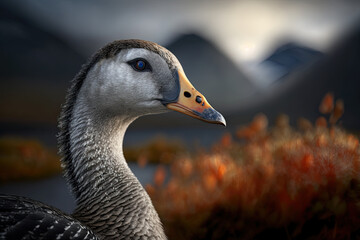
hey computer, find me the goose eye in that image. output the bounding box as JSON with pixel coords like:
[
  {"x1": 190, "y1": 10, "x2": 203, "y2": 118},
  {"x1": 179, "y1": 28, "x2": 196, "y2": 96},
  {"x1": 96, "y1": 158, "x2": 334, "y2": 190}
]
[
  {"x1": 128, "y1": 58, "x2": 152, "y2": 72},
  {"x1": 135, "y1": 60, "x2": 145, "y2": 70}
]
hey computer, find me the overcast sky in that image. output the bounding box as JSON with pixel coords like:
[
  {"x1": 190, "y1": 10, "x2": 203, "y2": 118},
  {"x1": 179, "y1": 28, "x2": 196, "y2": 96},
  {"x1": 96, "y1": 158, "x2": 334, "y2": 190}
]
[{"x1": 6, "y1": 0, "x2": 360, "y2": 66}]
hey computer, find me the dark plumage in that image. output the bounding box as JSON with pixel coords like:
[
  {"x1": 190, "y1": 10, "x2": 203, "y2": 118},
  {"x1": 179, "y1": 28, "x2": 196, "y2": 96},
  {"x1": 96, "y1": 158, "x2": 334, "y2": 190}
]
[{"x1": 0, "y1": 195, "x2": 97, "y2": 239}]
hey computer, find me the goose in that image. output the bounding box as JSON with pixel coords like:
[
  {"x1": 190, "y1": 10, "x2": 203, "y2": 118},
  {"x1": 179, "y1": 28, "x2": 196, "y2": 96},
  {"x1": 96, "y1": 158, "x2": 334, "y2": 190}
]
[{"x1": 0, "y1": 39, "x2": 225, "y2": 239}]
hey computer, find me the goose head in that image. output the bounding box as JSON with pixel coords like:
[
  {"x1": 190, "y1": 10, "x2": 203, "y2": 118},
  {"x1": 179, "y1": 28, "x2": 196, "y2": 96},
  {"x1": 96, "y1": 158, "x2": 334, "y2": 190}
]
[
  {"x1": 76, "y1": 39, "x2": 226, "y2": 125},
  {"x1": 58, "y1": 40, "x2": 226, "y2": 239}
]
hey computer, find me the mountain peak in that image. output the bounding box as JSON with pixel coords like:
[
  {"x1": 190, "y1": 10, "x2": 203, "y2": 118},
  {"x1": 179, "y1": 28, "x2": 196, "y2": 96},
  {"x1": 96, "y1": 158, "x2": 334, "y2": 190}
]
[
  {"x1": 166, "y1": 32, "x2": 256, "y2": 112},
  {"x1": 263, "y1": 42, "x2": 323, "y2": 71}
]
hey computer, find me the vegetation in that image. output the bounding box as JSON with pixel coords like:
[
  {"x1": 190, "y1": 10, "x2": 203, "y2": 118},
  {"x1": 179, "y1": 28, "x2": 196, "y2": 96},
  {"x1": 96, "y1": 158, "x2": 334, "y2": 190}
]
[
  {"x1": 0, "y1": 138, "x2": 61, "y2": 182},
  {"x1": 1, "y1": 93, "x2": 360, "y2": 238},
  {"x1": 145, "y1": 93, "x2": 360, "y2": 239},
  {"x1": 125, "y1": 136, "x2": 186, "y2": 166}
]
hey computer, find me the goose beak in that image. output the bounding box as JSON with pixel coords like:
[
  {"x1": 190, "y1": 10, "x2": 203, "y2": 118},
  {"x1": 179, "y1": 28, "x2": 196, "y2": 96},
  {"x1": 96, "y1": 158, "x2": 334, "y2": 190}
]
[{"x1": 166, "y1": 70, "x2": 226, "y2": 126}]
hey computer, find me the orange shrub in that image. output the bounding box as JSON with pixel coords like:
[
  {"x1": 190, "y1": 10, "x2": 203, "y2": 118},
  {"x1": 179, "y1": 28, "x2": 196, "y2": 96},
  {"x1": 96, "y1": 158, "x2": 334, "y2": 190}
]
[
  {"x1": 319, "y1": 92, "x2": 334, "y2": 114},
  {"x1": 148, "y1": 95, "x2": 360, "y2": 240},
  {"x1": 0, "y1": 137, "x2": 61, "y2": 182}
]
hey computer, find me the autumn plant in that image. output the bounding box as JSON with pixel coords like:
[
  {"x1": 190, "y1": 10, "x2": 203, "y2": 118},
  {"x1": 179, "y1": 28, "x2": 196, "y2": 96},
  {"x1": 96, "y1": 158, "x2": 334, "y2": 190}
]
[
  {"x1": 146, "y1": 93, "x2": 360, "y2": 239},
  {"x1": 0, "y1": 138, "x2": 60, "y2": 182}
]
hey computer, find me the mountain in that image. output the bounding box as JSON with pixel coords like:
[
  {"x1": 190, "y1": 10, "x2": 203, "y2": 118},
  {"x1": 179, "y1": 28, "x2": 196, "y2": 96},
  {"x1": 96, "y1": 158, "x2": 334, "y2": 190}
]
[
  {"x1": 264, "y1": 42, "x2": 323, "y2": 76},
  {"x1": 166, "y1": 34, "x2": 256, "y2": 111},
  {"x1": 229, "y1": 23, "x2": 360, "y2": 130},
  {"x1": 133, "y1": 33, "x2": 257, "y2": 128},
  {"x1": 0, "y1": 3, "x2": 85, "y2": 125},
  {"x1": 251, "y1": 42, "x2": 323, "y2": 87},
  {"x1": 0, "y1": 3, "x2": 85, "y2": 81}
]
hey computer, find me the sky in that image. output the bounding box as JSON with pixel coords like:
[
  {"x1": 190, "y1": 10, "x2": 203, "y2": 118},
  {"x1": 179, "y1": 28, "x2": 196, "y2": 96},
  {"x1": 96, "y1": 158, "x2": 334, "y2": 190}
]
[{"x1": 6, "y1": 0, "x2": 360, "y2": 66}]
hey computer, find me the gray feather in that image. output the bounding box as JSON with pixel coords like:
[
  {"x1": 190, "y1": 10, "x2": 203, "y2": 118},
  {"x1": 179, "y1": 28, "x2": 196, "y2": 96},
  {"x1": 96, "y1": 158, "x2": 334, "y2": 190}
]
[{"x1": 1, "y1": 39, "x2": 173, "y2": 240}]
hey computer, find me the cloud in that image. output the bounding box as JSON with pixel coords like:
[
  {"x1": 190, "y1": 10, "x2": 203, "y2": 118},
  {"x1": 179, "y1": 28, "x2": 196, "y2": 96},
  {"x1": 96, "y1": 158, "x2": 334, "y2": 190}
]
[{"x1": 6, "y1": 0, "x2": 360, "y2": 65}]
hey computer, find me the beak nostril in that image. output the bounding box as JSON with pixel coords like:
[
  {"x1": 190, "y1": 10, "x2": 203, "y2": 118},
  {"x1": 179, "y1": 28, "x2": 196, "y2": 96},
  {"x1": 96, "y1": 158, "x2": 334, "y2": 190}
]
[
  {"x1": 184, "y1": 91, "x2": 191, "y2": 98},
  {"x1": 196, "y1": 96, "x2": 202, "y2": 104}
]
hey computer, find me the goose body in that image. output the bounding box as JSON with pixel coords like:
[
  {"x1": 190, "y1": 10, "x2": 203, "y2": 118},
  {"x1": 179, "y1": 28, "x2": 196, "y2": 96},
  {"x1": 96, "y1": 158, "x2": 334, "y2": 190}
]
[{"x1": 0, "y1": 40, "x2": 225, "y2": 239}]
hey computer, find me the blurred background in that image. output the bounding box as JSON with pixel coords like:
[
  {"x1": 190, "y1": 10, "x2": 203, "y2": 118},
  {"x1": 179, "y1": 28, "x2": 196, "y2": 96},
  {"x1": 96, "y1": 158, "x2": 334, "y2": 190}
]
[{"x1": 1, "y1": 0, "x2": 360, "y2": 215}]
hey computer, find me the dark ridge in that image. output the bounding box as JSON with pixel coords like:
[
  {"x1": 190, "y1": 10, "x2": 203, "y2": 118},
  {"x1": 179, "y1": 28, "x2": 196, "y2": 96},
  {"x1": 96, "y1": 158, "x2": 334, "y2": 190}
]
[
  {"x1": 133, "y1": 32, "x2": 257, "y2": 128},
  {"x1": 229, "y1": 22, "x2": 360, "y2": 130},
  {"x1": 0, "y1": 3, "x2": 86, "y2": 125},
  {"x1": 264, "y1": 42, "x2": 323, "y2": 69},
  {"x1": 0, "y1": 3, "x2": 84, "y2": 80},
  {"x1": 261, "y1": 42, "x2": 324, "y2": 81},
  {"x1": 166, "y1": 33, "x2": 255, "y2": 109}
]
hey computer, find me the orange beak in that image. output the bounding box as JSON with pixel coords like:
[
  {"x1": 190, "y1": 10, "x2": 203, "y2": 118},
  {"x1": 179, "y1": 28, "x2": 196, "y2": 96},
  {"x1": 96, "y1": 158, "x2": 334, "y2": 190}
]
[{"x1": 166, "y1": 70, "x2": 226, "y2": 126}]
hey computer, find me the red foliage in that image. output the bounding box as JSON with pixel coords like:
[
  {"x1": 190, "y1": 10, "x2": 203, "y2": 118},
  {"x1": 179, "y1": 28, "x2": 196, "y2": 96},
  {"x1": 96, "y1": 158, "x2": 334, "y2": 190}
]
[
  {"x1": 0, "y1": 138, "x2": 61, "y2": 181},
  {"x1": 236, "y1": 113, "x2": 268, "y2": 139},
  {"x1": 154, "y1": 165, "x2": 166, "y2": 187},
  {"x1": 147, "y1": 94, "x2": 360, "y2": 239},
  {"x1": 319, "y1": 93, "x2": 334, "y2": 114},
  {"x1": 330, "y1": 99, "x2": 345, "y2": 125}
]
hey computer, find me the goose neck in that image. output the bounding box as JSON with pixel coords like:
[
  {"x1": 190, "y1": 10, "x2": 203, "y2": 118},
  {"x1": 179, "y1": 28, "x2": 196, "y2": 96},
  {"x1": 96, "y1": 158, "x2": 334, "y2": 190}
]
[{"x1": 66, "y1": 107, "x2": 165, "y2": 239}]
